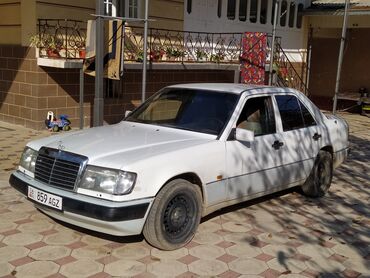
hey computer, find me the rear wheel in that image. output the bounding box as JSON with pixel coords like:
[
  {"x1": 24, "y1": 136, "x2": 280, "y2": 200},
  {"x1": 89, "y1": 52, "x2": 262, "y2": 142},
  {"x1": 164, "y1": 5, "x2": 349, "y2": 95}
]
[
  {"x1": 302, "y1": 150, "x2": 333, "y2": 197},
  {"x1": 143, "y1": 179, "x2": 202, "y2": 250}
]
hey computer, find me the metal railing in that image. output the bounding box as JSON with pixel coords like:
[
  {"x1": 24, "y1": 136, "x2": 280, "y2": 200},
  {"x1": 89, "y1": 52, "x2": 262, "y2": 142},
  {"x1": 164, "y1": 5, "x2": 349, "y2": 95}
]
[
  {"x1": 34, "y1": 20, "x2": 308, "y2": 93},
  {"x1": 124, "y1": 27, "x2": 244, "y2": 63},
  {"x1": 273, "y1": 43, "x2": 308, "y2": 95},
  {"x1": 37, "y1": 19, "x2": 86, "y2": 59}
]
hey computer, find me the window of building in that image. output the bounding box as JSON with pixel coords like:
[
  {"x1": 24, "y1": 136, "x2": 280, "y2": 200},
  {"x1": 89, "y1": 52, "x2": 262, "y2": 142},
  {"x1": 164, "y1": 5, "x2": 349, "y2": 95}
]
[
  {"x1": 271, "y1": 0, "x2": 278, "y2": 25},
  {"x1": 260, "y1": 0, "x2": 268, "y2": 24},
  {"x1": 297, "y1": 3, "x2": 304, "y2": 28},
  {"x1": 288, "y1": 2, "x2": 296, "y2": 28},
  {"x1": 237, "y1": 97, "x2": 276, "y2": 136},
  {"x1": 218, "y1": 0, "x2": 222, "y2": 18},
  {"x1": 187, "y1": 0, "x2": 192, "y2": 14},
  {"x1": 117, "y1": 0, "x2": 125, "y2": 17},
  {"x1": 239, "y1": 0, "x2": 247, "y2": 21},
  {"x1": 129, "y1": 0, "x2": 138, "y2": 18},
  {"x1": 227, "y1": 0, "x2": 236, "y2": 20},
  {"x1": 250, "y1": 0, "x2": 257, "y2": 23},
  {"x1": 280, "y1": 0, "x2": 287, "y2": 26},
  {"x1": 104, "y1": 0, "x2": 113, "y2": 16}
]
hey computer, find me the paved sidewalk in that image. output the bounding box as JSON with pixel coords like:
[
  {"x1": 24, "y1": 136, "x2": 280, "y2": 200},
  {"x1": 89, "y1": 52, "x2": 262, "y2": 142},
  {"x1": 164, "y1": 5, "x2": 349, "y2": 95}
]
[{"x1": 0, "y1": 113, "x2": 369, "y2": 278}]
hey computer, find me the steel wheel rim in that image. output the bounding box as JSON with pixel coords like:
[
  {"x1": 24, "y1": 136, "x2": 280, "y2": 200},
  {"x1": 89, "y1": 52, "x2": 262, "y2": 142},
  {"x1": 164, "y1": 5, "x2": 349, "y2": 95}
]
[{"x1": 163, "y1": 193, "x2": 195, "y2": 241}]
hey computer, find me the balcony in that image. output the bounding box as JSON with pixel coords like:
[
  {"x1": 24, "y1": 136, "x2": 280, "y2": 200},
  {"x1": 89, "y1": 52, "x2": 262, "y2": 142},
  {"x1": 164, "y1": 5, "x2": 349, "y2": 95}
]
[
  {"x1": 124, "y1": 27, "x2": 244, "y2": 64},
  {"x1": 33, "y1": 19, "x2": 307, "y2": 93},
  {"x1": 35, "y1": 19, "x2": 86, "y2": 68}
]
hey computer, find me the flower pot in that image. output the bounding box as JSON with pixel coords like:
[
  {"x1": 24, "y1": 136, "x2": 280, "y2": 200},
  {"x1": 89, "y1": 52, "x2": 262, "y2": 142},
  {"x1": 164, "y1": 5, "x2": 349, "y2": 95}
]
[
  {"x1": 79, "y1": 50, "x2": 86, "y2": 59},
  {"x1": 47, "y1": 49, "x2": 60, "y2": 58}
]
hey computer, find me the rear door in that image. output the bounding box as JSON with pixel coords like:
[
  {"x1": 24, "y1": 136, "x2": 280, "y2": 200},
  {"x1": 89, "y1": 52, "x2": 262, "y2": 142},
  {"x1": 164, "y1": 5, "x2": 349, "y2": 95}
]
[{"x1": 274, "y1": 94, "x2": 319, "y2": 183}]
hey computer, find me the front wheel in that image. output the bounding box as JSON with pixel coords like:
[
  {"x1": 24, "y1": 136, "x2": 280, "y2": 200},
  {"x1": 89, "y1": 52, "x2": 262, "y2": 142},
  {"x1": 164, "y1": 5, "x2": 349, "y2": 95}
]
[
  {"x1": 143, "y1": 179, "x2": 202, "y2": 250},
  {"x1": 302, "y1": 150, "x2": 333, "y2": 198}
]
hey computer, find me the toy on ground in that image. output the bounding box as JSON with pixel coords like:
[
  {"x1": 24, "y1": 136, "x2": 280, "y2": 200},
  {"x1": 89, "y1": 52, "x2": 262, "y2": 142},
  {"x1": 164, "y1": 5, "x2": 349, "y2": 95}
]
[{"x1": 45, "y1": 111, "x2": 71, "y2": 132}]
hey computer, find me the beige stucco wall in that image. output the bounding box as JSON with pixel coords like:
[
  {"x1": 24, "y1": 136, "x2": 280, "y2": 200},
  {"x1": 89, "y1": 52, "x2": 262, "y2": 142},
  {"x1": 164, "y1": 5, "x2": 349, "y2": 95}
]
[
  {"x1": 0, "y1": 0, "x2": 21, "y2": 44},
  {"x1": 308, "y1": 14, "x2": 370, "y2": 29},
  {"x1": 309, "y1": 28, "x2": 370, "y2": 98},
  {"x1": 36, "y1": 0, "x2": 95, "y2": 21},
  {"x1": 148, "y1": 0, "x2": 184, "y2": 30}
]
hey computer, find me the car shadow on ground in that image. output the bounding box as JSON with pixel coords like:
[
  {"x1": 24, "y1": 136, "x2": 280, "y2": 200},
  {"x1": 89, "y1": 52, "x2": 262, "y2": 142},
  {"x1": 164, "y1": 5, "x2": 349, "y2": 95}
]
[{"x1": 37, "y1": 134, "x2": 369, "y2": 275}]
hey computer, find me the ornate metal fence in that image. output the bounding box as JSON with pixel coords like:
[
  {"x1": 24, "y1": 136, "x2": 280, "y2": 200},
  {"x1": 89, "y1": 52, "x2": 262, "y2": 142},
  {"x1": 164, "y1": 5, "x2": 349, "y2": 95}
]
[
  {"x1": 37, "y1": 19, "x2": 86, "y2": 59},
  {"x1": 124, "y1": 27, "x2": 244, "y2": 63},
  {"x1": 273, "y1": 43, "x2": 308, "y2": 95}
]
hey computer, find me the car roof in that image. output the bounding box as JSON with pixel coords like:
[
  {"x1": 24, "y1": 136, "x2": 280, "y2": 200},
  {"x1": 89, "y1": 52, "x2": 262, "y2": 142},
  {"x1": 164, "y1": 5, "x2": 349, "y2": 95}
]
[{"x1": 167, "y1": 83, "x2": 294, "y2": 95}]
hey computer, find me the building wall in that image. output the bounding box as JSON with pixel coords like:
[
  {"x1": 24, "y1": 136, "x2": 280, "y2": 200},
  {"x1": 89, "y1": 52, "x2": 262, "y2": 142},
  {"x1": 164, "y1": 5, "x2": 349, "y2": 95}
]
[
  {"x1": 0, "y1": 0, "x2": 21, "y2": 45},
  {"x1": 148, "y1": 0, "x2": 184, "y2": 30},
  {"x1": 184, "y1": 0, "x2": 311, "y2": 63},
  {"x1": 309, "y1": 28, "x2": 370, "y2": 109},
  {"x1": 36, "y1": 0, "x2": 95, "y2": 21},
  {"x1": 0, "y1": 44, "x2": 234, "y2": 129}
]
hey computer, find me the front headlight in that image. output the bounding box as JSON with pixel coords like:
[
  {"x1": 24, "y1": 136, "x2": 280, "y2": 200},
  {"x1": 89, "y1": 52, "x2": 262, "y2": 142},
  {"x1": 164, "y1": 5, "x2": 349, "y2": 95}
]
[
  {"x1": 19, "y1": 147, "x2": 38, "y2": 174},
  {"x1": 79, "y1": 166, "x2": 137, "y2": 195}
]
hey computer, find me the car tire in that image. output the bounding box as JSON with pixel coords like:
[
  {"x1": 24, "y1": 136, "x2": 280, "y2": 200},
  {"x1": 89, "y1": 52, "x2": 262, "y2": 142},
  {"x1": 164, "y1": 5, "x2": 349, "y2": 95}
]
[
  {"x1": 143, "y1": 179, "x2": 202, "y2": 250},
  {"x1": 302, "y1": 150, "x2": 333, "y2": 198}
]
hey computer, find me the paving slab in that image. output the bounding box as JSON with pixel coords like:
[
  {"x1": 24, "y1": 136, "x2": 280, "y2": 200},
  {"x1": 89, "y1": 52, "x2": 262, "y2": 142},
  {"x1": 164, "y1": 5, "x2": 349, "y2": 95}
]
[{"x1": 0, "y1": 112, "x2": 369, "y2": 277}]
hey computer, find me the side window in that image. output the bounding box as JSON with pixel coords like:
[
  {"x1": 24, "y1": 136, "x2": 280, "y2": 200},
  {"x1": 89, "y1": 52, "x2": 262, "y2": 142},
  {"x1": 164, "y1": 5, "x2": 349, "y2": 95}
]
[
  {"x1": 239, "y1": 0, "x2": 247, "y2": 21},
  {"x1": 237, "y1": 96, "x2": 276, "y2": 136},
  {"x1": 227, "y1": 0, "x2": 236, "y2": 20},
  {"x1": 280, "y1": 0, "x2": 287, "y2": 27},
  {"x1": 299, "y1": 101, "x2": 317, "y2": 127},
  {"x1": 250, "y1": 0, "x2": 258, "y2": 23},
  {"x1": 297, "y1": 3, "x2": 304, "y2": 28},
  {"x1": 217, "y1": 0, "x2": 222, "y2": 18},
  {"x1": 275, "y1": 95, "x2": 305, "y2": 131},
  {"x1": 260, "y1": 0, "x2": 268, "y2": 24},
  {"x1": 129, "y1": 0, "x2": 138, "y2": 18},
  {"x1": 187, "y1": 0, "x2": 192, "y2": 14}
]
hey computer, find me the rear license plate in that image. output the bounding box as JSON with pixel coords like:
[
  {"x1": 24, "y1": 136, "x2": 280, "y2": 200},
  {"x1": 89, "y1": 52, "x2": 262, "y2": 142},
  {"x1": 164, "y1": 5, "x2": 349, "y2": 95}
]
[{"x1": 28, "y1": 186, "x2": 63, "y2": 211}]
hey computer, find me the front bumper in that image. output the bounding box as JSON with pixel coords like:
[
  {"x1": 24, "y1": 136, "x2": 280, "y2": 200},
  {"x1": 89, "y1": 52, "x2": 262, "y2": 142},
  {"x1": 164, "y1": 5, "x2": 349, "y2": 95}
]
[{"x1": 9, "y1": 171, "x2": 153, "y2": 236}]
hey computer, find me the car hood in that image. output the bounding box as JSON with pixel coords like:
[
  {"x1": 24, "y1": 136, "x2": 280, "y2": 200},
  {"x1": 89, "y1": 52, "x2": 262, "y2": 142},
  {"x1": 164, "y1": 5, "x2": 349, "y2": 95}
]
[{"x1": 28, "y1": 121, "x2": 215, "y2": 169}]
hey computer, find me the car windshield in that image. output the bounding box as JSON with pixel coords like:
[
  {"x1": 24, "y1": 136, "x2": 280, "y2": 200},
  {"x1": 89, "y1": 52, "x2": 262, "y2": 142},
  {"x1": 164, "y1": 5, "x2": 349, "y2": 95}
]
[{"x1": 126, "y1": 88, "x2": 239, "y2": 135}]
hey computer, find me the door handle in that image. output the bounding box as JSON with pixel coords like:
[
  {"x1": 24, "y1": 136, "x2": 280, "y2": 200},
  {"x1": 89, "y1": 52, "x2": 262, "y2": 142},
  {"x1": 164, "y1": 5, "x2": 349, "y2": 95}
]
[
  {"x1": 313, "y1": 133, "x2": 322, "y2": 141},
  {"x1": 272, "y1": 140, "x2": 284, "y2": 150}
]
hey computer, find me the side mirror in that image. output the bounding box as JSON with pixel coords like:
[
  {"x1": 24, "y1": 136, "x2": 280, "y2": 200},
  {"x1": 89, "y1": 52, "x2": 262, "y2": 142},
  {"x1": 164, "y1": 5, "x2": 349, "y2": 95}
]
[
  {"x1": 125, "y1": 110, "x2": 132, "y2": 117},
  {"x1": 235, "y1": 128, "x2": 255, "y2": 142}
]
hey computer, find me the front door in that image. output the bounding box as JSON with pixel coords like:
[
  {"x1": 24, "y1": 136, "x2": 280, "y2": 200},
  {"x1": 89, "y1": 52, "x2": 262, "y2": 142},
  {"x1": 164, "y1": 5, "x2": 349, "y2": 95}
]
[{"x1": 226, "y1": 95, "x2": 284, "y2": 200}]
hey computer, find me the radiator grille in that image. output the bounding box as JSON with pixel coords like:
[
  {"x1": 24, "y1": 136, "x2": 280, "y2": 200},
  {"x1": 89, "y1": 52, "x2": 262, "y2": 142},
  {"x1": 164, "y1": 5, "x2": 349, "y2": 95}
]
[{"x1": 35, "y1": 152, "x2": 81, "y2": 190}]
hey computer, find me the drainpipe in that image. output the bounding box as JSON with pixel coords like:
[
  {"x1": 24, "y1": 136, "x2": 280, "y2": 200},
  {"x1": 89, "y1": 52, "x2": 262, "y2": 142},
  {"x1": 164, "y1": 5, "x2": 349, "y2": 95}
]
[
  {"x1": 94, "y1": 0, "x2": 105, "y2": 126},
  {"x1": 269, "y1": 0, "x2": 279, "y2": 86},
  {"x1": 333, "y1": 0, "x2": 350, "y2": 114}
]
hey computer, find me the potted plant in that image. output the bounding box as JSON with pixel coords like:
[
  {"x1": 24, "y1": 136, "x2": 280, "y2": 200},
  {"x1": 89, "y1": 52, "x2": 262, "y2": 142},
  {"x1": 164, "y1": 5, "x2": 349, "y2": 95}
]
[
  {"x1": 172, "y1": 49, "x2": 184, "y2": 61},
  {"x1": 136, "y1": 50, "x2": 144, "y2": 62},
  {"x1": 195, "y1": 49, "x2": 207, "y2": 61},
  {"x1": 149, "y1": 49, "x2": 164, "y2": 62},
  {"x1": 29, "y1": 34, "x2": 61, "y2": 58},
  {"x1": 165, "y1": 47, "x2": 175, "y2": 61},
  {"x1": 78, "y1": 40, "x2": 86, "y2": 59},
  {"x1": 210, "y1": 52, "x2": 225, "y2": 63}
]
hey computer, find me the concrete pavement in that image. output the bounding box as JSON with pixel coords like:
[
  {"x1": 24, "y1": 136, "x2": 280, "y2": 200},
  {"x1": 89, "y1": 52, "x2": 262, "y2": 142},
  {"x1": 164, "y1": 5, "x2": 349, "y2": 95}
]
[{"x1": 0, "y1": 112, "x2": 369, "y2": 277}]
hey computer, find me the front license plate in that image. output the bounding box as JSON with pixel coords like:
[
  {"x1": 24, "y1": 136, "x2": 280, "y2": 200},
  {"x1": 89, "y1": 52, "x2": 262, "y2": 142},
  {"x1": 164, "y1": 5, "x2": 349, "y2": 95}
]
[{"x1": 28, "y1": 186, "x2": 63, "y2": 211}]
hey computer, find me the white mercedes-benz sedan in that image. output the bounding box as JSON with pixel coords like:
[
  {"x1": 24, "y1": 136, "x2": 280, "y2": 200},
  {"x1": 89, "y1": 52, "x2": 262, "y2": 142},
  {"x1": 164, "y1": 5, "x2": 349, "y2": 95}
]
[{"x1": 10, "y1": 84, "x2": 349, "y2": 250}]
